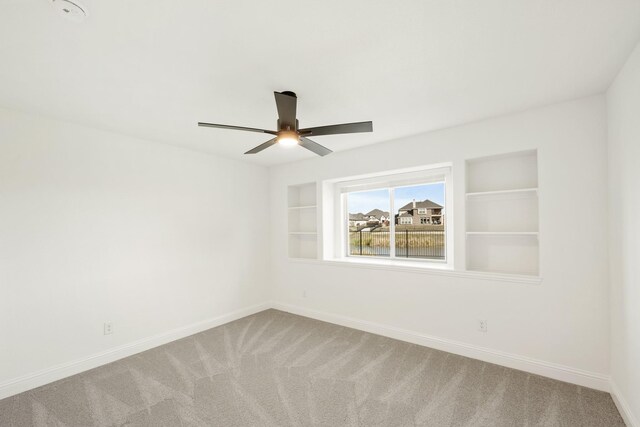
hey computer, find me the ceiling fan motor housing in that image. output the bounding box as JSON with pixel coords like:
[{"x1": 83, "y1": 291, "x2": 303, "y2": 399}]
[
  {"x1": 277, "y1": 120, "x2": 299, "y2": 132},
  {"x1": 197, "y1": 90, "x2": 373, "y2": 157}
]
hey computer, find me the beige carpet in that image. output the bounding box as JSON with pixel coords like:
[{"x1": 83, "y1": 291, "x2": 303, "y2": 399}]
[{"x1": 0, "y1": 309, "x2": 624, "y2": 426}]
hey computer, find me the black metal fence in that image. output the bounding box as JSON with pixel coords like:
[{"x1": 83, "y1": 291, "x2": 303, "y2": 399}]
[{"x1": 349, "y1": 230, "x2": 445, "y2": 259}]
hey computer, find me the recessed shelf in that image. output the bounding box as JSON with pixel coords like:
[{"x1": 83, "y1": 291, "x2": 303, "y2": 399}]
[
  {"x1": 288, "y1": 205, "x2": 317, "y2": 210},
  {"x1": 466, "y1": 190, "x2": 538, "y2": 233},
  {"x1": 466, "y1": 150, "x2": 538, "y2": 194},
  {"x1": 288, "y1": 183, "x2": 317, "y2": 208},
  {"x1": 288, "y1": 182, "x2": 319, "y2": 259},
  {"x1": 465, "y1": 188, "x2": 538, "y2": 198},
  {"x1": 465, "y1": 150, "x2": 539, "y2": 276},
  {"x1": 466, "y1": 233, "x2": 539, "y2": 276},
  {"x1": 288, "y1": 233, "x2": 317, "y2": 259},
  {"x1": 288, "y1": 208, "x2": 317, "y2": 234}
]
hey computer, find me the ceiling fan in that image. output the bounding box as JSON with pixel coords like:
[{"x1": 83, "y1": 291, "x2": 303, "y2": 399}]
[{"x1": 198, "y1": 91, "x2": 373, "y2": 156}]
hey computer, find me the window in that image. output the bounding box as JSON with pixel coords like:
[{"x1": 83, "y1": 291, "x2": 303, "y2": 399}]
[
  {"x1": 331, "y1": 164, "x2": 453, "y2": 267},
  {"x1": 347, "y1": 189, "x2": 390, "y2": 257},
  {"x1": 400, "y1": 216, "x2": 413, "y2": 225}
]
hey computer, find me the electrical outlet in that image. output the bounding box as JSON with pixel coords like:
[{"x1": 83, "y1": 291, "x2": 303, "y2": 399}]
[
  {"x1": 104, "y1": 322, "x2": 113, "y2": 335},
  {"x1": 478, "y1": 319, "x2": 488, "y2": 333}
]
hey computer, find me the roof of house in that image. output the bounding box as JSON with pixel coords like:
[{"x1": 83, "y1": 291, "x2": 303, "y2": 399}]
[
  {"x1": 365, "y1": 209, "x2": 390, "y2": 218},
  {"x1": 349, "y1": 213, "x2": 366, "y2": 221},
  {"x1": 398, "y1": 199, "x2": 443, "y2": 211},
  {"x1": 399, "y1": 213, "x2": 413, "y2": 218}
]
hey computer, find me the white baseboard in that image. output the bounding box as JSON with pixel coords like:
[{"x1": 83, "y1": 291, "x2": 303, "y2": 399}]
[
  {"x1": 0, "y1": 302, "x2": 271, "y2": 400},
  {"x1": 271, "y1": 302, "x2": 611, "y2": 392},
  {"x1": 611, "y1": 380, "x2": 639, "y2": 427},
  {"x1": 0, "y1": 300, "x2": 617, "y2": 403}
]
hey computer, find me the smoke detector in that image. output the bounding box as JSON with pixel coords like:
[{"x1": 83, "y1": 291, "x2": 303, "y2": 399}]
[{"x1": 50, "y1": 0, "x2": 87, "y2": 23}]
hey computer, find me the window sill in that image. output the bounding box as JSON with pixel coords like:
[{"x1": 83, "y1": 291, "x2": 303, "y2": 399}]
[{"x1": 287, "y1": 257, "x2": 543, "y2": 285}]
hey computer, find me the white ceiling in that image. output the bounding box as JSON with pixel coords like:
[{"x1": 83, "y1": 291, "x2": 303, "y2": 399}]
[{"x1": 1, "y1": 0, "x2": 639, "y2": 166}]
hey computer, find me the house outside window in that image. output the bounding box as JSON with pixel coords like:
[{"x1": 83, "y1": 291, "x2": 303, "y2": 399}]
[{"x1": 331, "y1": 164, "x2": 453, "y2": 267}]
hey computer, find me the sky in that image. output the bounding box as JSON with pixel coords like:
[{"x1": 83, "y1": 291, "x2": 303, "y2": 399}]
[{"x1": 347, "y1": 183, "x2": 445, "y2": 214}]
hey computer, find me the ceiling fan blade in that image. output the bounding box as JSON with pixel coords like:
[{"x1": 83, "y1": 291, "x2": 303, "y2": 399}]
[
  {"x1": 299, "y1": 121, "x2": 373, "y2": 137},
  {"x1": 299, "y1": 137, "x2": 332, "y2": 157},
  {"x1": 244, "y1": 138, "x2": 278, "y2": 154},
  {"x1": 198, "y1": 122, "x2": 277, "y2": 135},
  {"x1": 274, "y1": 91, "x2": 297, "y2": 129}
]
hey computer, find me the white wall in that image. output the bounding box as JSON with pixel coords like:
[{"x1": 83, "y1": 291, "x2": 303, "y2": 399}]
[
  {"x1": 0, "y1": 108, "x2": 270, "y2": 397},
  {"x1": 608, "y1": 39, "x2": 640, "y2": 425},
  {"x1": 269, "y1": 96, "x2": 611, "y2": 389},
  {"x1": 0, "y1": 91, "x2": 623, "y2": 401}
]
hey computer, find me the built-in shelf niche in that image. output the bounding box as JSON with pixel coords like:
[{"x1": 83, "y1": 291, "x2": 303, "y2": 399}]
[
  {"x1": 465, "y1": 150, "x2": 539, "y2": 277},
  {"x1": 288, "y1": 208, "x2": 317, "y2": 234},
  {"x1": 466, "y1": 234, "x2": 539, "y2": 276},
  {"x1": 466, "y1": 150, "x2": 538, "y2": 193},
  {"x1": 288, "y1": 234, "x2": 318, "y2": 259},
  {"x1": 466, "y1": 191, "x2": 538, "y2": 233},
  {"x1": 288, "y1": 182, "x2": 318, "y2": 259},
  {"x1": 288, "y1": 183, "x2": 317, "y2": 208}
]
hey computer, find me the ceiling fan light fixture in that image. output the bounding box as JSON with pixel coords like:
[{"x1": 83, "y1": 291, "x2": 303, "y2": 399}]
[
  {"x1": 198, "y1": 90, "x2": 373, "y2": 156},
  {"x1": 277, "y1": 131, "x2": 299, "y2": 147}
]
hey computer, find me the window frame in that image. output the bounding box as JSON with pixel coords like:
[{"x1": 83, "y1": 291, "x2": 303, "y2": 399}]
[{"x1": 332, "y1": 164, "x2": 454, "y2": 269}]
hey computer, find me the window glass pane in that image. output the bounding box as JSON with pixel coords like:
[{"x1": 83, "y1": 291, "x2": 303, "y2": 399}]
[
  {"x1": 393, "y1": 183, "x2": 446, "y2": 260},
  {"x1": 347, "y1": 189, "x2": 390, "y2": 257}
]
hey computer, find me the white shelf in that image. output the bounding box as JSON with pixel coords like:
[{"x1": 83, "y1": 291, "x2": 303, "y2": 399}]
[
  {"x1": 288, "y1": 233, "x2": 317, "y2": 259},
  {"x1": 466, "y1": 231, "x2": 538, "y2": 236},
  {"x1": 288, "y1": 183, "x2": 317, "y2": 208},
  {"x1": 288, "y1": 205, "x2": 317, "y2": 210},
  {"x1": 466, "y1": 189, "x2": 538, "y2": 233},
  {"x1": 466, "y1": 150, "x2": 538, "y2": 194},
  {"x1": 288, "y1": 182, "x2": 319, "y2": 259},
  {"x1": 466, "y1": 188, "x2": 538, "y2": 198},
  {"x1": 466, "y1": 233, "x2": 539, "y2": 276},
  {"x1": 288, "y1": 207, "x2": 317, "y2": 234},
  {"x1": 465, "y1": 150, "x2": 539, "y2": 277}
]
